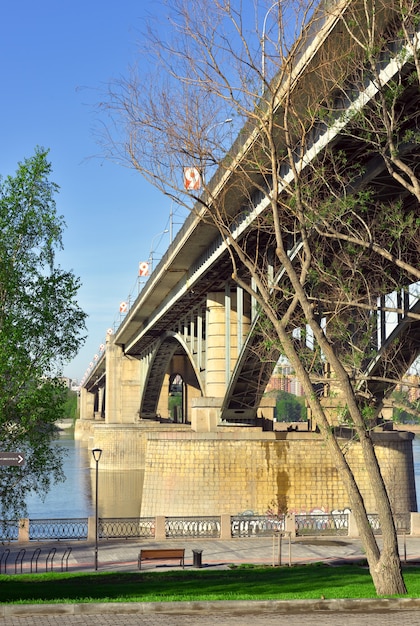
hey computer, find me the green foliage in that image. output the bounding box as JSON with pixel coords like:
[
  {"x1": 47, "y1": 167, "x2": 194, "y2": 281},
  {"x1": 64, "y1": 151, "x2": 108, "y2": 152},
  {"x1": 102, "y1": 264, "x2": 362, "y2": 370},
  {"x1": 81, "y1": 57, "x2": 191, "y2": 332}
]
[
  {"x1": 62, "y1": 389, "x2": 79, "y2": 421},
  {"x1": 0, "y1": 149, "x2": 87, "y2": 519},
  {"x1": 274, "y1": 391, "x2": 307, "y2": 422},
  {"x1": 168, "y1": 392, "x2": 182, "y2": 419},
  {"x1": 392, "y1": 390, "x2": 420, "y2": 424}
]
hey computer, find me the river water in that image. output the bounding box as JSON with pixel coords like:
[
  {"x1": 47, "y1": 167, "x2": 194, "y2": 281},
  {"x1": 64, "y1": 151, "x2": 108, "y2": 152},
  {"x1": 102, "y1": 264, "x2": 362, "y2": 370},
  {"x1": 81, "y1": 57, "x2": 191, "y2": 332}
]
[
  {"x1": 25, "y1": 430, "x2": 420, "y2": 519},
  {"x1": 25, "y1": 431, "x2": 144, "y2": 519}
]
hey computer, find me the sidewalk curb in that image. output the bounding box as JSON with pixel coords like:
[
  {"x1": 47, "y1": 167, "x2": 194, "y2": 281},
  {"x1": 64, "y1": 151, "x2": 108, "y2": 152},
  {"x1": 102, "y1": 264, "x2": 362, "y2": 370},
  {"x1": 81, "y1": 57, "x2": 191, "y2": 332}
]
[{"x1": 3, "y1": 598, "x2": 420, "y2": 617}]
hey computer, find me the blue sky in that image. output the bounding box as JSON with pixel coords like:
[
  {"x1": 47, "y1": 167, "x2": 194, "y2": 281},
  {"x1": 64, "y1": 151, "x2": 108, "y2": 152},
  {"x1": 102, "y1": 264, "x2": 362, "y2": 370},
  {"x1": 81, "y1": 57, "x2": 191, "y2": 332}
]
[{"x1": 0, "y1": 1, "x2": 186, "y2": 381}]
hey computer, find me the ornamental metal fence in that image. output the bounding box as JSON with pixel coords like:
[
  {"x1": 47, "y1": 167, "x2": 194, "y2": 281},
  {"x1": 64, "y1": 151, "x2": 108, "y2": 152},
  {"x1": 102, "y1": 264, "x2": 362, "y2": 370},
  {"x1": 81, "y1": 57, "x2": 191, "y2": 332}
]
[
  {"x1": 29, "y1": 518, "x2": 88, "y2": 541},
  {"x1": 295, "y1": 513, "x2": 349, "y2": 536},
  {"x1": 367, "y1": 513, "x2": 411, "y2": 535},
  {"x1": 0, "y1": 512, "x2": 413, "y2": 542},
  {"x1": 99, "y1": 517, "x2": 155, "y2": 539},
  {"x1": 0, "y1": 520, "x2": 18, "y2": 542},
  {"x1": 231, "y1": 515, "x2": 285, "y2": 537},
  {"x1": 165, "y1": 516, "x2": 221, "y2": 538}
]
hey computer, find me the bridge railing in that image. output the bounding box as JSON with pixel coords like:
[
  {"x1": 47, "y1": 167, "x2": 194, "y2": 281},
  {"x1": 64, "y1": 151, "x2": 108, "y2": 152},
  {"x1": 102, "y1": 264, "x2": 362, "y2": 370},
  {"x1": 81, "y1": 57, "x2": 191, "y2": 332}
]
[{"x1": 0, "y1": 512, "x2": 413, "y2": 542}]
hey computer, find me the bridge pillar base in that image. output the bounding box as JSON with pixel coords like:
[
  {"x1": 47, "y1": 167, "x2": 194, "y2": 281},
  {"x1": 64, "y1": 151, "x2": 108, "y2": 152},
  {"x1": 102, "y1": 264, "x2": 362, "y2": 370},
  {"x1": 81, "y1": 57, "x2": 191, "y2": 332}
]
[{"x1": 191, "y1": 397, "x2": 223, "y2": 432}]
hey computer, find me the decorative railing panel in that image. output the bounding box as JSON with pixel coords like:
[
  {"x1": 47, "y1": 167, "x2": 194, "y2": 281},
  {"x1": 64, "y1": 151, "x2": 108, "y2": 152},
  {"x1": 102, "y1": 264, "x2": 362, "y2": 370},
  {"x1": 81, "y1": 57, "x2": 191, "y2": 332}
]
[
  {"x1": 99, "y1": 517, "x2": 155, "y2": 539},
  {"x1": 231, "y1": 515, "x2": 285, "y2": 537},
  {"x1": 166, "y1": 516, "x2": 221, "y2": 538},
  {"x1": 295, "y1": 513, "x2": 348, "y2": 536},
  {"x1": 368, "y1": 513, "x2": 411, "y2": 535},
  {"x1": 29, "y1": 518, "x2": 88, "y2": 541},
  {"x1": 0, "y1": 521, "x2": 18, "y2": 542},
  {"x1": 0, "y1": 512, "x2": 414, "y2": 542}
]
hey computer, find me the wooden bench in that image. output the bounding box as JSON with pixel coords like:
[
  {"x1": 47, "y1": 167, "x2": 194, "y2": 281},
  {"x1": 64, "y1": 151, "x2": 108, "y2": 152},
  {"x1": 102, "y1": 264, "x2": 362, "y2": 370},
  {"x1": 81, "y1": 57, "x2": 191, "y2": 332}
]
[{"x1": 138, "y1": 548, "x2": 185, "y2": 569}]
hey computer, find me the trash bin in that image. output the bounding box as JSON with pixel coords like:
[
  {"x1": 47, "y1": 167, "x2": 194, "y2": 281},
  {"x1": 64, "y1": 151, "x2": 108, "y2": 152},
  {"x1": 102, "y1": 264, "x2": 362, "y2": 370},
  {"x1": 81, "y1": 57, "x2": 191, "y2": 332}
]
[{"x1": 192, "y1": 549, "x2": 203, "y2": 568}]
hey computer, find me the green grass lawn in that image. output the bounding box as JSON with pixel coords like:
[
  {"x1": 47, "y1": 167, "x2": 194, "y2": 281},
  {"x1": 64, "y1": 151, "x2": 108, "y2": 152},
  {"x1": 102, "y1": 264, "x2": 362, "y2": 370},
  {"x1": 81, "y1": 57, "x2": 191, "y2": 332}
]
[{"x1": 1, "y1": 563, "x2": 420, "y2": 604}]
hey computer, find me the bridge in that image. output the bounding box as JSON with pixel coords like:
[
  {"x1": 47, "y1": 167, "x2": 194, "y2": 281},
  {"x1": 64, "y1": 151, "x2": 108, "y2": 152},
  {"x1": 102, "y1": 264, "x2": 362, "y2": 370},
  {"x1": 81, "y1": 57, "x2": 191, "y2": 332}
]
[{"x1": 76, "y1": 1, "x2": 420, "y2": 518}]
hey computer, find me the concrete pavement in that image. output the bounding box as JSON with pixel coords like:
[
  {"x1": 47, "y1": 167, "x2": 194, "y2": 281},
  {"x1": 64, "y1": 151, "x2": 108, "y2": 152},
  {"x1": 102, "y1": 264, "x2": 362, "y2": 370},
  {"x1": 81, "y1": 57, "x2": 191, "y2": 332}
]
[{"x1": 2, "y1": 536, "x2": 420, "y2": 623}]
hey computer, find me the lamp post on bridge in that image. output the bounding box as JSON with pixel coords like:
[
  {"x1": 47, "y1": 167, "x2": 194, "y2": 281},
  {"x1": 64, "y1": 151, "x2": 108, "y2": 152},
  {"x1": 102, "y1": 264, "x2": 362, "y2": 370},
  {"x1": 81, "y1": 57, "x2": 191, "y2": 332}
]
[
  {"x1": 261, "y1": 2, "x2": 281, "y2": 95},
  {"x1": 149, "y1": 229, "x2": 169, "y2": 273},
  {"x1": 92, "y1": 448, "x2": 102, "y2": 571},
  {"x1": 196, "y1": 117, "x2": 233, "y2": 184}
]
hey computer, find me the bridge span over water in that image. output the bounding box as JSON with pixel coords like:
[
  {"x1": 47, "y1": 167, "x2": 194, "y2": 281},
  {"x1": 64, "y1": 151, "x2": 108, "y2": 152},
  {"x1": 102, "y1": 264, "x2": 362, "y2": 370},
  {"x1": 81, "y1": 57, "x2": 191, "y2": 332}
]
[
  {"x1": 81, "y1": 0, "x2": 420, "y2": 430},
  {"x1": 76, "y1": 0, "x2": 420, "y2": 517}
]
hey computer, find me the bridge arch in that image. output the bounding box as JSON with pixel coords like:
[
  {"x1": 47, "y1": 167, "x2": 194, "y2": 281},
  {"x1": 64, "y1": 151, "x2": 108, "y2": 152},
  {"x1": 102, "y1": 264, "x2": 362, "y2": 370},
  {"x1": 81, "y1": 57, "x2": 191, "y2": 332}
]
[
  {"x1": 140, "y1": 331, "x2": 205, "y2": 422},
  {"x1": 222, "y1": 288, "x2": 420, "y2": 426}
]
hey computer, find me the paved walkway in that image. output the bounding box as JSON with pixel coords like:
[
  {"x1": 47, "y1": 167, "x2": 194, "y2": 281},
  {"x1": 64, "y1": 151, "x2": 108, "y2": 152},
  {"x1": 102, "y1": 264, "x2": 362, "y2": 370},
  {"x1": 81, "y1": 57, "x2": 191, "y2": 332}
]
[
  {"x1": 1, "y1": 535, "x2": 372, "y2": 574},
  {"x1": 2, "y1": 536, "x2": 420, "y2": 624}
]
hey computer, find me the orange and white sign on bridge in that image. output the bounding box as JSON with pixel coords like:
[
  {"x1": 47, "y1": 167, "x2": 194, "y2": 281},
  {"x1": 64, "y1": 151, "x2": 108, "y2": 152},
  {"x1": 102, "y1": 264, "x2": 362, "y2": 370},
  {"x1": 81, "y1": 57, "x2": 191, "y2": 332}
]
[
  {"x1": 138, "y1": 261, "x2": 149, "y2": 277},
  {"x1": 183, "y1": 167, "x2": 201, "y2": 190}
]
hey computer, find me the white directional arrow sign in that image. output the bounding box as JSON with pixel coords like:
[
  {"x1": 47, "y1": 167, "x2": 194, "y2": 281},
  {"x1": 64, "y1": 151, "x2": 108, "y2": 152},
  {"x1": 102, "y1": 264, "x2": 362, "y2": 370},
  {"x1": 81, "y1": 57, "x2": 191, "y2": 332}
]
[{"x1": 0, "y1": 452, "x2": 25, "y2": 466}]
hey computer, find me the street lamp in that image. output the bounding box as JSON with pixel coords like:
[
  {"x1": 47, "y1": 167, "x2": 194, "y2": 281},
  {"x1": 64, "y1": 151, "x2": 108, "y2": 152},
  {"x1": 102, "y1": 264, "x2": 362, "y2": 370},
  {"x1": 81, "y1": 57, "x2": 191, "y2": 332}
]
[
  {"x1": 207, "y1": 118, "x2": 233, "y2": 135},
  {"x1": 261, "y1": 2, "x2": 280, "y2": 95},
  {"x1": 92, "y1": 448, "x2": 102, "y2": 571},
  {"x1": 149, "y1": 229, "x2": 169, "y2": 273},
  {"x1": 200, "y1": 118, "x2": 233, "y2": 184}
]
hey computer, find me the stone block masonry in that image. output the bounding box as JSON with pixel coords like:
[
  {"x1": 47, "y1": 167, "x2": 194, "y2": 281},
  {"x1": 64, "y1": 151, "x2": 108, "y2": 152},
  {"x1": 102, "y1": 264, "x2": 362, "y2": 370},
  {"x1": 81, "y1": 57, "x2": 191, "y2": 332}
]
[{"x1": 140, "y1": 429, "x2": 416, "y2": 517}]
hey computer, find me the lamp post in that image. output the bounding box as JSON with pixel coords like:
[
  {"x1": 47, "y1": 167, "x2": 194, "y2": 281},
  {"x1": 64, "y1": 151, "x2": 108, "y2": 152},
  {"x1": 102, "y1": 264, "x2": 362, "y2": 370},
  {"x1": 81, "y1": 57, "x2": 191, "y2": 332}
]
[
  {"x1": 92, "y1": 448, "x2": 102, "y2": 571},
  {"x1": 149, "y1": 229, "x2": 169, "y2": 273},
  {"x1": 201, "y1": 118, "x2": 233, "y2": 184},
  {"x1": 207, "y1": 118, "x2": 233, "y2": 135},
  {"x1": 261, "y1": 1, "x2": 280, "y2": 95}
]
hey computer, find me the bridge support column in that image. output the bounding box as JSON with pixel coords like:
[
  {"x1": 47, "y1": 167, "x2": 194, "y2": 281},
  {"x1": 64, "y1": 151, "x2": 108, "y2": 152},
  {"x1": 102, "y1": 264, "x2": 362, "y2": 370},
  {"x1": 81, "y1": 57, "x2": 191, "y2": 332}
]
[
  {"x1": 98, "y1": 386, "x2": 105, "y2": 418},
  {"x1": 80, "y1": 386, "x2": 95, "y2": 420},
  {"x1": 94, "y1": 386, "x2": 105, "y2": 420},
  {"x1": 191, "y1": 397, "x2": 224, "y2": 432},
  {"x1": 206, "y1": 289, "x2": 251, "y2": 397},
  {"x1": 206, "y1": 292, "x2": 228, "y2": 399},
  {"x1": 105, "y1": 336, "x2": 142, "y2": 423}
]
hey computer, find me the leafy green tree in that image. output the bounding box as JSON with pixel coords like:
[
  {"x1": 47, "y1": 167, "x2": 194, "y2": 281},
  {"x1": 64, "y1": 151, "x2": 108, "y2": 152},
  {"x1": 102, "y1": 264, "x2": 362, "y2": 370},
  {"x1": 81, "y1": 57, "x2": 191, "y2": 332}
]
[
  {"x1": 275, "y1": 391, "x2": 307, "y2": 422},
  {"x1": 62, "y1": 389, "x2": 79, "y2": 422},
  {"x1": 392, "y1": 389, "x2": 420, "y2": 424},
  {"x1": 0, "y1": 149, "x2": 86, "y2": 519}
]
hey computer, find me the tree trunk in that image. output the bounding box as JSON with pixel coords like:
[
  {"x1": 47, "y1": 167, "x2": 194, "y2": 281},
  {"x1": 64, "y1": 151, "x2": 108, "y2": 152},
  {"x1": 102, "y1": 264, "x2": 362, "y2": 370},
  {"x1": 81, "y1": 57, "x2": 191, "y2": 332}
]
[
  {"x1": 273, "y1": 316, "x2": 407, "y2": 595},
  {"x1": 371, "y1": 550, "x2": 407, "y2": 596}
]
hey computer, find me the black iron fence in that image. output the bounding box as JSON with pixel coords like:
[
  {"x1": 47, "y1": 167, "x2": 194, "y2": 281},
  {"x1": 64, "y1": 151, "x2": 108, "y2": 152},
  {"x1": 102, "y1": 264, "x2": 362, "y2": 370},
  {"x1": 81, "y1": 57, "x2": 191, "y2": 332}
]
[
  {"x1": 231, "y1": 515, "x2": 285, "y2": 537},
  {"x1": 367, "y1": 513, "x2": 411, "y2": 535},
  {"x1": 166, "y1": 516, "x2": 220, "y2": 538},
  {"x1": 0, "y1": 520, "x2": 18, "y2": 542},
  {"x1": 99, "y1": 517, "x2": 155, "y2": 539},
  {"x1": 0, "y1": 512, "x2": 414, "y2": 542},
  {"x1": 295, "y1": 513, "x2": 348, "y2": 536},
  {"x1": 29, "y1": 518, "x2": 88, "y2": 541}
]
